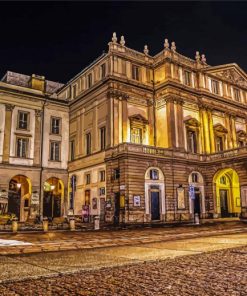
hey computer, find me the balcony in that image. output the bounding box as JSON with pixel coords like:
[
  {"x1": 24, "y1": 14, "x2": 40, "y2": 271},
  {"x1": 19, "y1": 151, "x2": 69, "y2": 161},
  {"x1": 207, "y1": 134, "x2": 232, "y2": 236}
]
[{"x1": 106, "y1": 143, "x2": 247, "y2": 163}]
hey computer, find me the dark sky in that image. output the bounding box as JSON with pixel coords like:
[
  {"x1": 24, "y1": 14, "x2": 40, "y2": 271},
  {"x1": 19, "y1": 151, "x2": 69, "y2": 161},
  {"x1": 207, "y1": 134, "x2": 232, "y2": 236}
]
[{"x1": 0, "y1": 2, "x2": 246, "y2": 83}]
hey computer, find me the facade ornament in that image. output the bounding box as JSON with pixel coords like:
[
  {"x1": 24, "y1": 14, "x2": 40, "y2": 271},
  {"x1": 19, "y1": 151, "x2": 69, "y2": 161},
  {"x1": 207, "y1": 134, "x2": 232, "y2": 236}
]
[
  {"x1": 164, "y1": 38, "x2": 169, "y2": 49},
  {"x1": 143, "y1": 45, "x2": 149, "y2": 55},
  {"x1": 120, "y1": 35, "x2": 125, "y2": 46},
  {"x1": 5, "y1": 104, "x2": 15, "y2": 112},
  {"x1": 112, "y1": 32, "x2": 117, "y2": 43},
  {"x1": 195, "y1": 51, "x2": 200, "y2": 62},
  {"x1": 201, "y1": 54, "x2": 207, "y2": 64},
  {"x1": 35, "y1": 109, "x2": 42, "y2": 117},
  {"x1": 171, "y1": 41, "x2": 176, "y2": 52}
]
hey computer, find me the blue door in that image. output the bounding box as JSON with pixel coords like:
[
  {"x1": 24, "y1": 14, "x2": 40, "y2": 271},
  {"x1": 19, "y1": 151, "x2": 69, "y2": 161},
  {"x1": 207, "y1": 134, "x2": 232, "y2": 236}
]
[{"x1": 151, "y1": 191, "x2": 160, "y2": 220}]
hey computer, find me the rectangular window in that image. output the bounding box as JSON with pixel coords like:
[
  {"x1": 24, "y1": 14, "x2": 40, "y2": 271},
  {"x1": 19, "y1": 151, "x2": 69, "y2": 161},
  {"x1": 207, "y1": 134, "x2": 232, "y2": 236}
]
[
  {"x1": 18, "y1": 111, "x2": 29, "y2": 130},
  {"x1": 211, "y1": 79, "x2": 219, "y2": 94},
  {"x1": 51, "y1": 117, "x2": 60, "y2": 134},
  {"x1": 99, "y1": 187, "x2": 105, "y2": 196},
  {"x1": 16, "y1": 138, "x2": 28, "y2": 158},
  {"x1": 86, "y1": 133, "x2": 91, "y2": 155},
  {"x1": 99, "y1": 170, "x2": 105, "y2": 182},
  {"x1": 132, "y1": 65, "x2": 140, "y2": 81},
  {"x1": 50, "y1": 141, "x2": 60, "y2": 161},
  {"x1": 113, "y1": 168, "x2": 120, "y2": 180},
  {"x1": 187, "y1": 130, "x2": 197, "y2": 153},
  {"x1": 87, "y1": 73, "x2": 92, "y2": 88},
  {"x1": 100, "y1": 127, "x2": 106, "y2": 150},
  {"x1": 131, "y1": 128, "x2": 142, "y2": 144},
  {"x1": 101, "y1": 64, "x2": 106, "y2": 79},
  {"x1": 70, "y1": 140, "x2": 75, "y2": 161},
  {"x1": 86, "y1": 174, "x2": 91, "y2": 185},
  {"x1": 233, "y1": 88, "x2": 241, "y2": 102},
  {"x1": 184, "y1": 71, "x2": 191, "y2": 86},
  {"x1": 216, "y1": 136, "x2": 224, "y2": 152}
]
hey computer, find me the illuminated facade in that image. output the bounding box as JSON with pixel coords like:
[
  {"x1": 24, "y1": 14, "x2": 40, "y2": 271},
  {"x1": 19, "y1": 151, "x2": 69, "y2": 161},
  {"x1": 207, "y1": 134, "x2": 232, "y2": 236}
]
[
  {"x1": 1, "y1": 33, "x2": 247, "y2": 224},
  {"x1": 58, "y1": 33, "x2": 247, "y2": 224}
]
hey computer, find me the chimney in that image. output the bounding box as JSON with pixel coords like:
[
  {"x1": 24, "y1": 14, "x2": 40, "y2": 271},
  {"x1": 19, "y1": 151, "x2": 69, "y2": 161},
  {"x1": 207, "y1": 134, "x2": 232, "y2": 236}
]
[{"x1": 29, "y1": 74, "x2": 45, "y2": 92}]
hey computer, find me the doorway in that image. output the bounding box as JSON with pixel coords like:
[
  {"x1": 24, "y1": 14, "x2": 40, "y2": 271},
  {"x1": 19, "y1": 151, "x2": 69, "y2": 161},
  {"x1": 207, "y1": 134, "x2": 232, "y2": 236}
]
[
  {"x1": 114, "y1": 192, "x2": 120, "y2": 225},
  {"x1": 100, "y1": 198, "x2": 105, "y2": 222},
  {"x1": 151, "y1": 190, "x2": 160, "y2": 220},
  {"x1": 220, "y1": 189, "x2": 229, "y2": 217},
  {"x1": 194, "y1": 190, "x2": 201, "y2": 215}
]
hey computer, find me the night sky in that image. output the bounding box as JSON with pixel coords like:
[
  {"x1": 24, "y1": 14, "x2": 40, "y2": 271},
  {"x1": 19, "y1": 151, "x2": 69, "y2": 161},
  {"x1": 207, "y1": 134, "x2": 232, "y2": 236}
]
[{"x1": 0, "y1": 2, "x2": 246, "y2": 84}]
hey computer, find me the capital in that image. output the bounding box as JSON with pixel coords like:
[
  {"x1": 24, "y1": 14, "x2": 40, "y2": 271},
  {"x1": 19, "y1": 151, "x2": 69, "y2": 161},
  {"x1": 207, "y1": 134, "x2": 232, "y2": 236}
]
[{"x1": 5, "y1": 104, "x2": 15, "y2": 111}]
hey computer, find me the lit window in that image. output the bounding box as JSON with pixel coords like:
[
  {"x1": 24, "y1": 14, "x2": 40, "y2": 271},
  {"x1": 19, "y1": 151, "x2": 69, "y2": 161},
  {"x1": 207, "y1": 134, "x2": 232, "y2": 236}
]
[
  {"x1": 220, "y1": 176, "x2": 226, "y2": 185},
  {"x1": 99, "y1": 170, "x2": 105, "y2": 182},
  {"x1": 17, "y1": 138, "x2": 28, "y2": 158},
  {"x1": 191, "y1": 173, "x2": 198, "y2": 183},
  {"x1": 184, "y1": 71, "x2": 191, "y2": 86},
  {"x1": 50, "y1": 141, "x2": 60, "y2": 161},
  {"x1": 132, "y1": 65, "x2": 140, "y2": 81},
  {"x1": 99, "y1": 187, "x2": 105, "y2": 196},
  {"x1": 215, "y1": 136, "x2": 224, "y2": 152},
  {"x1": 86, "y1": 174, "x2": 91, "y2": 185},
  {"x1": 18, "y1": 111, "x2": 29, "y2": 130},
  {"x1": 113, "y1": 168, "x2": 120, "y2": 180},
  {"x1": 101, "y1": 64, "x2": 106, "y2": 79},
  {"x1": 100, "y1": 127, "x2": 106, "y2": 150},
  {"x1": 233, "y1": 88, "x2": 241, "y2": 102},
  {"x1": 70, "y1": 140, "x2": 75, "y2": 161},
  {"x1": 51, "y1": 117, "x2": 60, "y2": 134},
  {"x1": 150, "y1": 169, "x2": 159, "y2": 180},
  {"x1": 211, "y1": 80, "x2": 219, "y2": 94},
  {"x1": 131, "y1": 128, "x2": 142, "y2": 144},
  {"x1": 187, "y1": 130, "x2": 197, "y2": 153},
  {"x1": 86, "y1": 133, "x2": 91, "y2": 155},
  {"x1": 87, "y1": 73, "x2": 92, "y2": 88}
]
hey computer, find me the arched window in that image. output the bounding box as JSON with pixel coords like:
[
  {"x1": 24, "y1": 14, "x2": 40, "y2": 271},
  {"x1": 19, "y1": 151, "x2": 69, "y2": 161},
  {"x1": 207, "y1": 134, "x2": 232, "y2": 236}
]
[
  {"x1": 150, "y1": 169, "x2": 159, "y2": 180},
  {"x1": 191, "y1": 172, "x2": 198, "y2": 183}
]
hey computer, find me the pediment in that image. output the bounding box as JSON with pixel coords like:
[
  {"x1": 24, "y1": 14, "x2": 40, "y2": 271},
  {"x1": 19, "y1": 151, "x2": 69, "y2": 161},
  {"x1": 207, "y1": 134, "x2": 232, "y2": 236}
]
[
  {"x1": 129, "y1": 114, "x2": 149, "y2": 124},
  {"x1": 236, "y1": 129, "x2": 247, "y2": 138},
  {"x1": 203, "y1": 63, "x2": 247, "y2": 88},
  {"x1": 184, "y1": 116, "x2": 200, "y2": 127},
  {"x1": 213, "y1": 123, "x2": 228, "y2": 133}
]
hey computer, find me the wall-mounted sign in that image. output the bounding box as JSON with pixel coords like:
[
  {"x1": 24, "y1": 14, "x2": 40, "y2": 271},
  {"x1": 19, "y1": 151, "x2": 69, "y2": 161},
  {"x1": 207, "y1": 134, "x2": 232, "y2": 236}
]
[
  {"x1": 120, "y1": 185, "x2": 126, "y2": 190},
  {"x1": 106, "y1": 199, "x2": 112, "y2": 208},
  {"x1": 120, "y1": 195, "x2": 125, "y2": 208},
  {"x1": 177, "y1": 187, "x2": 185, "y2": 209},
  {"x1": 133, "y1": 195, "x2": 141, "y2": 207},
  {"x1": 189, "y1": 184, "x2": 195, "y2": 200},
  {"x1": 31, "y1": 192, "x2": 39, "y2": 205}
]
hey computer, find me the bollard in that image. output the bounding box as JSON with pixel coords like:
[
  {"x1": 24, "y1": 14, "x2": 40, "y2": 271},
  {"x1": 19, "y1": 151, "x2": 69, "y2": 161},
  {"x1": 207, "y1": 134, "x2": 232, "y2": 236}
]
[
  {"x1": 69, "y1": 216, "x2": 75, "y2": 231},
  {"x1": 12, "y1": 217, "x2": 18, "y2": 233},
  {"x1": 43, "y1": 217, "x2": 49, "y2": 232},
  {"x1": 94, "y1": 216, "x2": 100, "y2": 230},
  {"x1": 194, "y1": 213, "x2": 200, "y2": 225}
]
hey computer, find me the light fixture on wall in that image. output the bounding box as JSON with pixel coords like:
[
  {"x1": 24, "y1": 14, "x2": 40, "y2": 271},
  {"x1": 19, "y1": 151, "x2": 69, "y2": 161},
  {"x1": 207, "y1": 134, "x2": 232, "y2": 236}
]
[{"x1": 16, "y1": 176, "x2": 22, "y2": 189}]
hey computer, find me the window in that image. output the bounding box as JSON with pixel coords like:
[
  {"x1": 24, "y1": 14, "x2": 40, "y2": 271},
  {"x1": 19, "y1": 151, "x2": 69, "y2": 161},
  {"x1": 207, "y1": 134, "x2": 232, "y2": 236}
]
[
  {"x1": 16, "y1": 138, "x2": 28, "y2": 158},
  {"x1": 131, "y1": 128, "x2": 142, "y2": 144},
  {"x1": 220, "y1": 176, "x2": 226, "y2": 185},
  {"x1": 86, "y1": 174, "x2": 91, "y2": 185},
  {"x1": 101, "y1": 63, "x2": 106, "y2": 79},
  {"x1": 233, "y1": 88, "x2": 241, "y2": 102},
  {"x1": 99, "y1": 170, "x2": 105, "y2": 182},
  {"x1": 73, "y1": 84, "x2": 77, "y2": 98},
  {"x1": 85, "y1": 190, "x2": 90, "y2": 205},
  {"x1": 87, "y1": 73, "x2": 92, "y2": 88},
  {"x1": 238, "y1": 140, "x2": 245, "y2": 147},
  {"x1": 150, "y1": 169, "x2": 159, "y2": 180},
  {"x1": 86, "y1": 133, "x2": 91, "y2": 155},
  {"x1": 99, "y1": 187, "x2": 105, "y2": 196},
  {"x1": 113, "y1": 168, "x2": 120, "y2": 180},
  {"x1": 70, "y1": 140, "x2": 75, "y2": 161},
  {"x1": 50, "y1": 141, "x2": 60, "y2": 161},
  {"x1": 184, "y1": 71, "x2": 191, "y2": 86},
  {"x1": 18, "y1": 111, "x2": 29, "y2": 130},
  {"x1": 211, "y1": 79, "x2": 219, "y2": 94},
  {"x1": 215, "y1": 136, "x2": 224, "y2": 152},
  {"x1": 187, "y1": 130, "x2": 197, "y2": 153},
  {"x1": 132, "y1": 65, "x2": 140, "y2": 81},
  {"x1": 51, "y1": 117, "x2": 60, "y2": 134},
  {"x1": 100, "y1": 127, "x2": 106, "y2": 150},
  {"x1": 191, "y1": 173, "x2": 198, "y2": 183}
]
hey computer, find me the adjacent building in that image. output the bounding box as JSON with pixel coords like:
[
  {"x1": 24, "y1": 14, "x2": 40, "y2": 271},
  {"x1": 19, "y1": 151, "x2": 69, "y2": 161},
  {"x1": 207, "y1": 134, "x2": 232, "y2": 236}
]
[{"x1": 1, "y1": 33, "x2": 247, "y2": 224}]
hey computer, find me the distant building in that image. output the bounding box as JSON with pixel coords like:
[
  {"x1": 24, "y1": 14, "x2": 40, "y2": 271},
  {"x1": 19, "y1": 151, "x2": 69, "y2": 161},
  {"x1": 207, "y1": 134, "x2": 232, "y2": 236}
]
[{"x1": 1, "y1": 33, "x2": 247, "y2": 224}]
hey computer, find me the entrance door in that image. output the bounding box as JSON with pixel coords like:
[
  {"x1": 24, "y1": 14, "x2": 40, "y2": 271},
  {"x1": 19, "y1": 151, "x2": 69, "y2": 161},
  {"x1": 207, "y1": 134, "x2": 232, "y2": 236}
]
[
  {"x1": 194, "y1": 192, "x2": 201, "y2": 215},
  {"x1": 8, "y1": 191, "x2": 21, "y2": 219},
  {"x1": 220, "y1": 189, "x2": 229, "y2": 217},
  {"x1": 53, "y1": 194, "x2": 61, "y2": 217},
  {"x1": 114, "y1": 192, "x2": 120, "y2": 225},
  {"x1": 43, "y1": 192, "x2": 52, "y2": 218},
  {"x1": 100, "y1": 198, "x2": 105, "y2": 222},
  {"x1": 151, "y1": 191, "x2": 160, "y2": 220}
]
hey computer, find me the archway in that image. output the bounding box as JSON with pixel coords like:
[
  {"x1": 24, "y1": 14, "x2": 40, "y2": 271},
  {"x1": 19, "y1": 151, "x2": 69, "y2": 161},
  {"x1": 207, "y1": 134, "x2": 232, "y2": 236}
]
[
  {"x1": 8, "y1": 175, "x2": 31, "y2": 221},
  {"x1": 43, "y1": 177, "x2": 64, "y2": 219},
  {"x1": 213, "y1": 168, "x2": 240, "y2": 218},
  {"x1": 144, "y1": 167, "x2": 165, "y2": 221},
  {"x1": 188, "y1": 171, "x2": 205, "y2": 218}
]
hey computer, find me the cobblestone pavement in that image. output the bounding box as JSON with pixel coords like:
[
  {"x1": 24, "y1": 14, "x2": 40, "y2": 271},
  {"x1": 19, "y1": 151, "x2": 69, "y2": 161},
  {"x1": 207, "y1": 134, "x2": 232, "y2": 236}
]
[{"x1": 1, "y1": 245, "x2": 247, "y2": 295}]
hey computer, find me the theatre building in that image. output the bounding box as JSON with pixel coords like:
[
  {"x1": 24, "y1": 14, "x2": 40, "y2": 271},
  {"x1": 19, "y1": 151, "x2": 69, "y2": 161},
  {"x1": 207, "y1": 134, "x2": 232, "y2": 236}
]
[
  {"x1": 61, "y1": 33, "x2": 247, "y2": 224},
  {"x1": 0, "y1": 72, "x2": 69, "y2": 222}
]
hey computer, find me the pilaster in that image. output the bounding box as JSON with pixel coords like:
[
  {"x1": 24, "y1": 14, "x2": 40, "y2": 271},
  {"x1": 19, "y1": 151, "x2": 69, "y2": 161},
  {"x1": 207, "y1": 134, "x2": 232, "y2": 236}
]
[
  {"x1": 166, "y1": 97, "x2": 176, "y2": 148},
  {"x1": 2, "y1": 104, "x2": 14, "y2": 163},
  {"x1": 33, "y1": 109, "x2": 42, "y2": 166}
]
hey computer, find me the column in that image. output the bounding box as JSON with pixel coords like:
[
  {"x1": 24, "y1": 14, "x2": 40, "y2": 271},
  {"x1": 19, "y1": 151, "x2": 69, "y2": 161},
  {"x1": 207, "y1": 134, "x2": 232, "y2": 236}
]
[
  {"x1": 93, "y1": 101, "x2": 98, "y2": 152},
  {"x1": 76, "y1": 110, "x2": 81, "y2": 155},
  {"x1": 106, "y1": 92, "x2": 113, "y2": 148},
  {"x1": 199, "y1": 108, "x2": 205, "y2": 153},
  {"x1": 202, "y1": 108, "x2": 211, "y2": 154},
  {"x1": 147, "y1": 99, "x2": 154, "y2": 146},
  {"x1": 176, "y1": 100, "x2": 185, "y2": 149},
  {"x1": 113, "y1": 98, "x2": 119, "y2": 146},
  {"x1": 224, "y1": 113, "x2": 233, "y2": 149},
  {"x1": 122, "y1": 97, "x2": 128, "y2": 143},
  {"x1": 33, "y1": 109, "x2": 42, "y2": 166},
  {"x1": 2, "y1": 104, "x2": 14, "y2": 163},
  {"x1": 230, "y1": 115, "x2": 238, "y2": 148},
  {"x1": 118, "y1": 99, "x2": 123, "y2": 143},
  {"x1": 207, "y1": 109, "x2": 215, "y2": 153},
  {"x1": 166, "y1": 98, "x2": 176, "y2": 148},
  {"x1": 78, "y1": 109, "x2": 84, "y2": 156}
]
